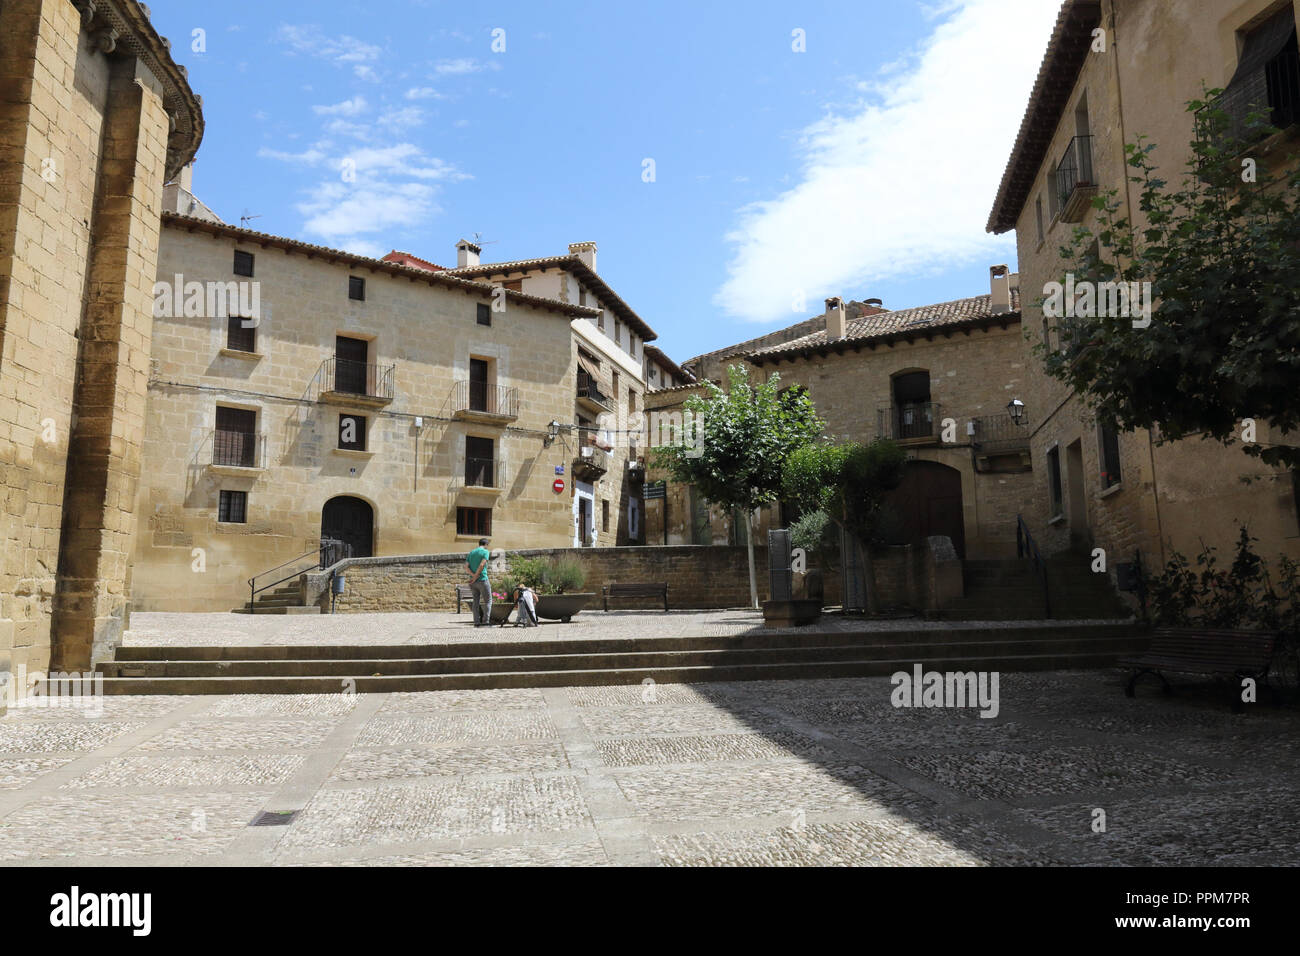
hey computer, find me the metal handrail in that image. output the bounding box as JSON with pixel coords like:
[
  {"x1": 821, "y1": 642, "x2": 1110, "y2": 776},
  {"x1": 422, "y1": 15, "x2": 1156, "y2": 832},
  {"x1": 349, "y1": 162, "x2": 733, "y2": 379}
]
[
  {"x1": 319, "y1": 357, "x2": 395, "y2": 400},
  {"x1": 1054, "y1": 134, "x2": 1095, "y2": 210},
  {"x1": 453, "y1": 380, "x2": 519, "y2": 417},
  {"x1": 1015, "y1": 514, "x2": 1052, "y2": 619},
  {"x1": 246, "y1": 541, "x2": 348, "y2": 614}
]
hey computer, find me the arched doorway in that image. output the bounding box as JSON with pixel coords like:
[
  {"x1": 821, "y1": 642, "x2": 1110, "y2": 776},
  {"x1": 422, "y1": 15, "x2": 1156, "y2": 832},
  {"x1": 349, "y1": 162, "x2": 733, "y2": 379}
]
[
  {"x1": 881, "y1": 460, "x2": 965, "y2": 558},
  {"x1": 321, "y1": 495, "x2": 374, "y2": 559}
]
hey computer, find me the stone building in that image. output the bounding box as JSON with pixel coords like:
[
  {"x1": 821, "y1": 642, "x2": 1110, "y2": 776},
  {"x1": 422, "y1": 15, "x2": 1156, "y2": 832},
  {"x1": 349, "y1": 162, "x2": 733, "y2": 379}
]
[
  {"x1": 986, "y1": 0, "x2": 1300, "y2": 577},
  {"x1": 652, "y1": 274, "x2": 1034, "y2": 558},
  {"x1": 0, "y1": 0, "x2": 202, "y2": 674},
  {"x1": 134, "y1": 218, "x2": 631, "y2": 611}
]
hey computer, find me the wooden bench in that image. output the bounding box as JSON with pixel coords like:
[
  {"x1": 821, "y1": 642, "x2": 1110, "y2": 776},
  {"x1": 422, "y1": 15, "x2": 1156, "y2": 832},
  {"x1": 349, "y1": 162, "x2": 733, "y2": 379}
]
[
  {"x1": 603, "y1": 582, "x2": 669, "y2": 612},
  {"x1": 455, "y1": 584, "x2": 475, "y2": 614},
  {"x1": 1120, "y1": 627, "x2": 1278, "y2": 712}
]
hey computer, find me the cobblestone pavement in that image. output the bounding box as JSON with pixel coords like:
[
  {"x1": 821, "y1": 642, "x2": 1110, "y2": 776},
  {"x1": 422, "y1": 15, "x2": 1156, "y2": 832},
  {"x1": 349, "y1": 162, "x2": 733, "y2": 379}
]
[
  {"x1": 1, "y1": 668, "x2": 1297, "y2": 866},
  {"x1": 125, "y1": 610, "x2": 1130, "y2": 647}
]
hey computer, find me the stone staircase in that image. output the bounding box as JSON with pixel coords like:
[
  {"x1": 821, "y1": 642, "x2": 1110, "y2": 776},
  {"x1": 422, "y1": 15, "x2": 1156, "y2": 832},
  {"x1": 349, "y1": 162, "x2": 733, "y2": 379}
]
[
  {"x1": 232, "y1": 583, "x2": 320, "y2": 615},
  {"x1": 932, "y1": 557, "x2": 1133, "y2": 621},
  {"x1": 96, "y1": 622, "x2": 1148, "y2": 694}
]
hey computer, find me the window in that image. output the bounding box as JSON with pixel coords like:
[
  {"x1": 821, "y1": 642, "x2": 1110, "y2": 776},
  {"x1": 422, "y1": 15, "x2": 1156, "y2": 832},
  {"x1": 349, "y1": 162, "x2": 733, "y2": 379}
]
[
  {"x1": 338, "y1": 414, "x2": 366, "y2": 451},
  {"x1": 1035, "y1": 194, "x2": 1045, "y2": 244},
  {"x1": 612, "y1": 371, "x2": 620, "y2": 415},
  {"x1": 476, "y1": 302, "x2": 491, "y2": 326},
  {"x1": 335, "y1": 336, "x2": 369, "y2": 394},
  {"x1": 465, "y1": 435, "x2": 495, "y2": 487},
  {"x1": 233, "y1": 250, "x2": 254, "y2": 277},
  {"x1": 214, "y1": 406, "x2": 257, "y2": 467},
  {"x1": 226, "y1": 315, "x2": 256, "y2": 353},
  {"x1": 602, "y1": 499, "x2": 609, "y2": 533},
  {"x1": 1047, "y1": 446, "x2": 1063, "y2": 517},
  {"x1": 457, "y1": 506, "x2": 491, "y2": 536},
  {"x1": 348, "y1": 276, "x2": 365, "y2": 301},
  {"x1": 578, "y1": 288, "x2": 587, "y2": 307},
  {"x1": 1219, "y1": 6, "x2": 1300, "y2": 139},
  {"x1": 1099, "y1": 424, "x2": 1122, "y2": 489},
  {"x1": 615, "y1": 322, "x2": 623, "y2": 347},
  {"x1": 218, "y1": 489, "x2": 247, "y2": 523},
  {"x1": 502, "y1": 279, "x2": 522, "y2": 292}
]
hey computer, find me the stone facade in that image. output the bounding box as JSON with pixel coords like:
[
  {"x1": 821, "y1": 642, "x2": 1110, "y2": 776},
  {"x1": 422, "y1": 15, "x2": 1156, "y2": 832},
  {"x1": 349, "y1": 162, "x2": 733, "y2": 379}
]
[
  {"x1": 133, "y1": 219, "x2": 611, "y2": 611},
  {"x1": 990, "y1": 0, "x2": 1300, "y2": 578},
  {"x1": 0, "y1": 0, "x2": 201, "y2": 675}
]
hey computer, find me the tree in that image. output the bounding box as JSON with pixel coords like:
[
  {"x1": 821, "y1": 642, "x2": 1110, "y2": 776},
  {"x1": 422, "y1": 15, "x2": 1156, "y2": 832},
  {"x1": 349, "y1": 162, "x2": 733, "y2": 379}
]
[
  {"x1": 652, "y1": 365, "x2": 823, "y2": 608},
  {"x1": 782, "y1": 439, "x2": 906, "y2": 614},
  {"x1": 1044, "y1": 93, "x2": 1300, "y2": 470}
]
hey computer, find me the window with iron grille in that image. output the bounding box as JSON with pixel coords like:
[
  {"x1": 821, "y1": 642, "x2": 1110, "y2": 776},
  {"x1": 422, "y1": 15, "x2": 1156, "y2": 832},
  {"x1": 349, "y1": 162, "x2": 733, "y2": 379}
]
[
  {"x1": 457, "y1": 507, "x2": 491, "y2": 536},
  {"x1": 233, "y1": 250, "x2": 254, "y2": 277},
  {"x1": 1099, "y1": 424, "x2": 1122, "y2": 489},
  {"x1": 602, "y1": 499, "x2": 609, "y2": 533},
  {"x1": 226, "y1": 315, "x2": 256, "y2": 353},
  {"x1": 218, "y1": 489, "x2": 247, "y2": 523},
  {"x1": 338, "y1": 414, "x2": 366, "y2": 451},
  {"x1": 349, "y1": 276, "x2": 365, "y2": 301},
  {"x1": 465, "y1": 435, "x2": 495, "y2": 487},
  {"x1": 215, "y1": 406, "x2": 257, "y2": 467},
  {"x1": 476, "y1": 302, "x2": 491, "y2": 326}
]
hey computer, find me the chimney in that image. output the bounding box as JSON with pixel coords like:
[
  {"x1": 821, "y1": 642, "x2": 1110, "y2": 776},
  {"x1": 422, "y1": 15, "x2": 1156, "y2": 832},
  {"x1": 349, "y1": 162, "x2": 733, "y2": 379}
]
[
  {"x1": 456, "y1": 239, "x2": 481, "y2": 269},
  {"x1": 178, "y1": 161, "x2": 194, "y2": 194},
  {"x1": 825, "y1": 296, "x2": 847, "y2": 340},
  {"x1": 990, "y1": 264, "x2": 1011, "y2": 314},
  {"x1": 568, "y1": 241, "x2": 597, "y2": 273}
]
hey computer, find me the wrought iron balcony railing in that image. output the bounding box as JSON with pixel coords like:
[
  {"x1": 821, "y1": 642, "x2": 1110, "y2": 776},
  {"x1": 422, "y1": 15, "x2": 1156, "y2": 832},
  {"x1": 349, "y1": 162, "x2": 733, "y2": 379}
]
[
  {"x1": 212, "y1": 429, "x2": 264, "y2": 469},
  {"x1": 1209, "y1": 50, "x2": 1300, "y2": 143},
  {"x1": 1054, "y1": 135, "x2": 1095, "y2": 220},
  {"x1": 577, "y1": 370, "x2": 612, "y2": 411},
  {"x1": 453, "y1": 380, "x2": 519, "y2": 419},
  {"x1": 970, "y1": 413, "x2": 1031, "y2": 452},
  {"x1": 877, "y1": 402, "x2": 940, "y2": 442},
  {"x1": 320, "y1": 356, "x2": 395, "y2": 402},
  {"x1": 464, "y1": 456, "x2": 501, "y2": 488}
]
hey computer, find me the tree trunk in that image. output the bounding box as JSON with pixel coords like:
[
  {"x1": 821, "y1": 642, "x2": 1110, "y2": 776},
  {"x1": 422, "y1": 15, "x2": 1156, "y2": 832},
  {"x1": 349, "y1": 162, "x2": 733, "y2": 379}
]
[
  {"x1": 745, "y1": 509, "x2": 759, "y2": 609},
  {"x1": 861, "y1": 535, "x2": 879, "y2": 616}
]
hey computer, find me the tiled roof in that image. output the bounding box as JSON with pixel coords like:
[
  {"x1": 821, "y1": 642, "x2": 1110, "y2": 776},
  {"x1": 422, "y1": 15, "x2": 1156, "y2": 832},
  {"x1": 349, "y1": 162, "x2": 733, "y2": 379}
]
[
  {"x1": 382, "y1": 250, "x2": 446, "y2": 271},
  {"x1": 445, "y1": 254, "x2": 657, "y2": 342},
  {"x1": 748, "y1": 291, "x2": 1021, "y2": 362},
  {"x1": 986, "y1": 0, "x2": 1103, "y2": 233},
  {"x1": 160, "y1": 214, "x2": 599, "y2": 319}
]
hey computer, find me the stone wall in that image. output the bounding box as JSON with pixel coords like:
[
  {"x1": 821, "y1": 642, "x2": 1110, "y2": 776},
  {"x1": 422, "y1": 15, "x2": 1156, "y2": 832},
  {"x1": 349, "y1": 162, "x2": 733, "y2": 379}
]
[{"x1": 299, "y1": 542, "x2": 952, "y2": 614}]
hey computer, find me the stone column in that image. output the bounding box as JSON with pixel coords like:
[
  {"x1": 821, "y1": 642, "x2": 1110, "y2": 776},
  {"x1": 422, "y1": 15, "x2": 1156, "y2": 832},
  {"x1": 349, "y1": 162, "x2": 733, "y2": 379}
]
[{"x1": 51, "y1": 53, "x2": 167, "y2": 670}]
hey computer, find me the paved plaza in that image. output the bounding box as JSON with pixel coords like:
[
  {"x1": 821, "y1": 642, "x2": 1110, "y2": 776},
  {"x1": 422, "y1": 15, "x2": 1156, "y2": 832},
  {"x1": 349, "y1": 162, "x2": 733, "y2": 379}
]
[{"x1": 0, "y1": 612, "x2": 1297, "y2": 867}]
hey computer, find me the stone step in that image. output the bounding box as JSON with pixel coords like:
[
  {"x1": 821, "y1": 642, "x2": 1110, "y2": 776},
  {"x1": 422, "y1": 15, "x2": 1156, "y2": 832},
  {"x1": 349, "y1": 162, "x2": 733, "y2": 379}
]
[
  {"x1": 231, "y1": 605, "x2": 320, "y2": 615},
  {"x1": 113, "y1": 622, "x2": 1141, "y2": 661},
  {"x1": 95, "y1": 649, "x2": 1139, "y2": 695},
  {"x1": 97, "y1": 635, "x2": 1147, "y2": 679}
]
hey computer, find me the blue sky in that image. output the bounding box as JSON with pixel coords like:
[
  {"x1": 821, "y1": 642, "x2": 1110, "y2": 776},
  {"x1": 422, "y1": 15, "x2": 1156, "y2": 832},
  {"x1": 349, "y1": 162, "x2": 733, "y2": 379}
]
[{"x1": 154, "y1": 0, "x2": 1060, "y2": 361}]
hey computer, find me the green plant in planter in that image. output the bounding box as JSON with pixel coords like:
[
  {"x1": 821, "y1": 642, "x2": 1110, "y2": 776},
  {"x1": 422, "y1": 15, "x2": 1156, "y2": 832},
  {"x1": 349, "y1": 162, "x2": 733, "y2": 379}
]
[
  {"x1": 507, "y1": 556, "x2": 548, "y2": 592},
  {"x1": 543, "y1": 556, "x2": 586, "y2": 594}
]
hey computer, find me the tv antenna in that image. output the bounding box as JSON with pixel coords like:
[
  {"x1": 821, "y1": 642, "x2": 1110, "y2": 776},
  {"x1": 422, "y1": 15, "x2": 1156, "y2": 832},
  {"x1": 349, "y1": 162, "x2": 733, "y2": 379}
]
[
  {"x1": 472, "y1": 231, "x2": 499, "y2": 247},
  {"x1": 240, "y1": 209, "x2": 262, "y2": 229}
]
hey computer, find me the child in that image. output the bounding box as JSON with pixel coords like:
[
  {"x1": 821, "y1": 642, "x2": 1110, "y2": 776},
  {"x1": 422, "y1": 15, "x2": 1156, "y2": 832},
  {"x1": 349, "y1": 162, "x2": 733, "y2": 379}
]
[{"x1": 513, "y1": 584, "x2": 539, "y2": 627}]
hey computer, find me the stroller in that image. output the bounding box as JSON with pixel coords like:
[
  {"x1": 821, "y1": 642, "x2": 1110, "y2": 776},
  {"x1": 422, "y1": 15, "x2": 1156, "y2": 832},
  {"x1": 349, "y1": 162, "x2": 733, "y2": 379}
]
[{"x1": 500, "y1": 585, "x2": 539, "y2": 628}]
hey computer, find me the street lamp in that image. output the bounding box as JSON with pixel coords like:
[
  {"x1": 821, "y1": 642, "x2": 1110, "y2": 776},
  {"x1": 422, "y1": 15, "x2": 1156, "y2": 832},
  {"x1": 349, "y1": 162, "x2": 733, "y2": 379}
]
[
  {"x1": 544, "y1": 420, "x2": 561, "y2": 447},
  {"x1": 1007, "y1": 398, "x2": 1026, "y2": 425}
]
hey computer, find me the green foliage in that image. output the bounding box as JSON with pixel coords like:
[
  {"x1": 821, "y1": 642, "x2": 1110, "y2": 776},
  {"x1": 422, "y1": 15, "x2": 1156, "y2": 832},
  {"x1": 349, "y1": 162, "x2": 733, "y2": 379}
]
[
  {"x1": 543, "y1": 555, "x2": 586, "y2": 594},
  {"x1": 652, "y1": 365, "x2": 824, "y2": 516},
  {"x1": 782, "y1": 439, "x2": 906, "y2": 541},
  {"x1": 1043, "y1": 92, "x2": 1300, "y2": 469},
  {"x1": 505, "y1": 555, "x2": 587, "y2": 595},
  {"x1": 789, "y1": 508, "x2": 833, "y2": 555},
  {"x1": 1149, "y1": 526, "x2": 1300, "y2": 634}
]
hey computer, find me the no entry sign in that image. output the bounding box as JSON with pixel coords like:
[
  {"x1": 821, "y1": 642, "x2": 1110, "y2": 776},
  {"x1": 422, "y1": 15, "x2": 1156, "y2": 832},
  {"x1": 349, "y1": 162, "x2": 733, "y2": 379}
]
[{"x1": 553, "y1": 478, "x2": 565, "y2": 494}]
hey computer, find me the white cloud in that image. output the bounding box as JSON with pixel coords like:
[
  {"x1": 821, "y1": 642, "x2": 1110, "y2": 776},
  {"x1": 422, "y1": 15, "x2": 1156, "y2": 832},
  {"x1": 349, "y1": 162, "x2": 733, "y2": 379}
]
[
  {"x1": 280, "y1": 25, "x2": 381, "y2": 64},
  {"x1": 312, "y1": 96, "x2": 368, "y2": 117},
  {"x1": 713, "y1": 0, "x2": 1059, "y2": 322},
  {"x1": 405, "y1": 86, "x2": 447, "y2": 100},
  {"x1": 433, "y1": 57, "x2": 497, "y2": 75}
]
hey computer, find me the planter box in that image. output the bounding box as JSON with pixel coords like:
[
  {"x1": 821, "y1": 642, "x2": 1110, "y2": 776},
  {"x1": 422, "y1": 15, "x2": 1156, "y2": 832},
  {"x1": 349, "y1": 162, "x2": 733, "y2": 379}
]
[
  {"x1": 536, "y1": 593, "x2": 594, "y2": 622},
  {"x1": 762, "y1": 598, "x2": 822, "y2": 628}
]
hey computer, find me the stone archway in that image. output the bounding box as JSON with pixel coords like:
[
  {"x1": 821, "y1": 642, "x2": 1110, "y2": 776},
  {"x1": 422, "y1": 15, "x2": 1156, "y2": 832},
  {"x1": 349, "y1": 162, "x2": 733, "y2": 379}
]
[{"x1": 321, "y1": 495, "x2": 374, "y2": 559}]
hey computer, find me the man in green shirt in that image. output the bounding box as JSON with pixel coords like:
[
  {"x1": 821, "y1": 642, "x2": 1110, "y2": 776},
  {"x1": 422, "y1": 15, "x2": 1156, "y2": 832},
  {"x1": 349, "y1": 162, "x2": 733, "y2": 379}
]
[{"x1": 466, "y1": 537, "x2": 492, "y2": 626}]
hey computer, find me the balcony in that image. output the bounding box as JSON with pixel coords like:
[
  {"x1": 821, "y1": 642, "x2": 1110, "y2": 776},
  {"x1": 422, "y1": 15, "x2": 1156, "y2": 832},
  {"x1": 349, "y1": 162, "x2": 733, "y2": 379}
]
[
  {"x1": 576, "y1": 370, "x2": 612, "y2": 415},
  {"x1": 877, "y1": 403, "x2": 941, "y2": 444},
  {"x1": 573, "y1": 427, "x2": 612, "y2": 481},
  {"x1": 971, "y1": 413, "x2": 1032, "y2": 471},
  {"x1": 209, "y1": 429, "x2": 265, "y2": 474},
  {"x1": 1054, "y1": 135, "x2": 1096, "y2": 223},
  {"x1": 1210, "y1": 50, "x2": 1300, "y2": 144},
  {"x1": 317, "y1": 357, "x2": 395, "y2": 408},
  {"x1": 463, "y1": 456, "x2": 503, "y2": 492},
  {"x1": 452, "y1": 380, "x2": 518, "y2": 425}
]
